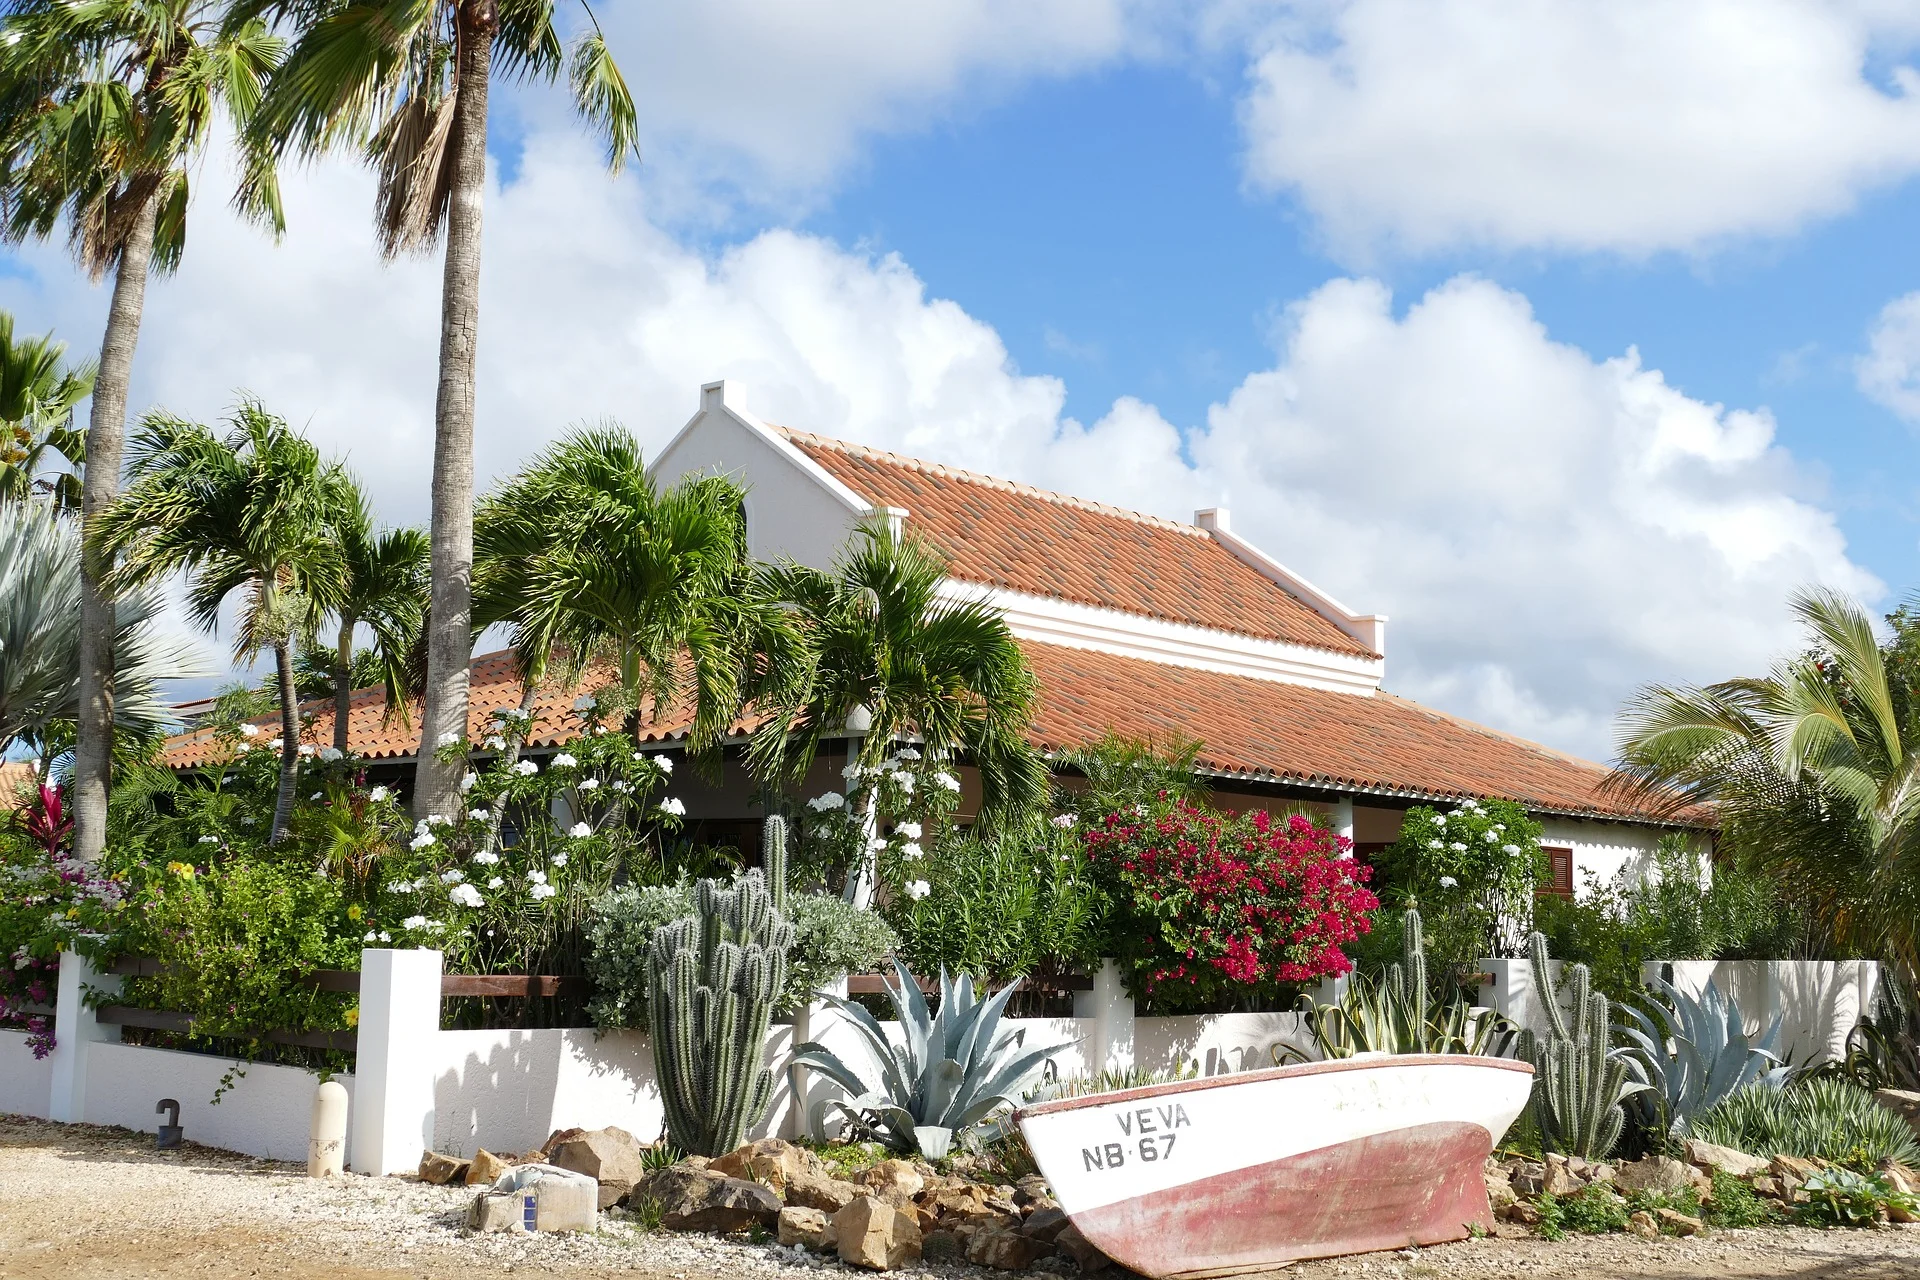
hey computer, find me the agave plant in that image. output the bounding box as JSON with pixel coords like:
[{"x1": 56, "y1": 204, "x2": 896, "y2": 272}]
[
  {"x1": 1840, "y1": 973, "x2": 1920, "y2": 1093},
  {"x1": 1693, "y1": 1076, "x2": 1920, "y2": 1167},
  {"x1": 1296, "y1": 909, "x2": 1514, "y2": 1060},
  {"x1": 791, "y1": 960, "x2": 1077, "y2": 1156},
  {"x1": 1618, "y1": 976, "x2": 1790, "y2": 1141}
]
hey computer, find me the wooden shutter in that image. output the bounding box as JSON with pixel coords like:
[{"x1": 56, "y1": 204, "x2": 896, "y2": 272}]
[{"x1": 1538, "y1": 846, "x2": 1574, "y2": 898}]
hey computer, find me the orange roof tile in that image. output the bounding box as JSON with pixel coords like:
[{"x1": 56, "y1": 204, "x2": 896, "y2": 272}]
[{"x1": 777, "y1": 428, "x2": 1377, "y2": 659}]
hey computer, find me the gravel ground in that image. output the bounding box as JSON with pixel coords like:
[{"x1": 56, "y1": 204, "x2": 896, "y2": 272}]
[{"x1": 5, "y1": 1115, "x2": 1920, "y2": 1280}]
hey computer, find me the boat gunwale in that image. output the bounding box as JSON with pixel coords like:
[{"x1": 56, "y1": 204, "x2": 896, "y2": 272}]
[{"x1": 1013, "y1": 1052, "x2": 1535, "y2": 1120}]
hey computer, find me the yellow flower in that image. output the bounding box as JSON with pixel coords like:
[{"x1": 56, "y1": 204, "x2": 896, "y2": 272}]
[
  {"x1": 344, "y1": 1007, "x2": 360, "y2": 1029},
  {"x1": 65, "y1": 908, "x2": 78, "y2": 919},
  {"x1": 347, "y1": 904, "x2": 363, "y2": 922},
  {"x1": 165, "y1": 861, "x2": 196, "y2": 879}
]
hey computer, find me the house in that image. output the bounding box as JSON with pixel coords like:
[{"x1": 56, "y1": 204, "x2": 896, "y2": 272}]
[{"x1": 163, "y1": 380, "x2": 1704, "y2": 887}]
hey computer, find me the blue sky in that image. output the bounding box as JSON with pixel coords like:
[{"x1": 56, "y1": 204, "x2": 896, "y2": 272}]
[{"x1": 7, "y1": 0, "x2": 1920, "y2": 761}]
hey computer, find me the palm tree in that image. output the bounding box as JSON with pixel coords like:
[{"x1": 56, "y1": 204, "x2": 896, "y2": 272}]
[
  {"x1": 0, "y1": 501, "x2": 203, "y2": 759},
  {"x1": 752, "y1": 519, "x2": 1050, "y2": 905},
  {"x1": 1612, "y1": 587, "x2": 1920, "y2": 974},
  {"x1": 246, "y1": 0, "x2": 638, "y2": 822},
  {"x1": 0, "y1": 0, "x2": 284, "y2": 860},
  {"x1": 92, "y1": 400, "x2": 356, "y2": 842},
  {"x1": 323, "y1": 492, "x2": 429, "y2": 755},
  {"x1": 0, "y1": 313, "x2": 97, "y2": 510},
  {"x1": 472, "y1": 425, "x2": 771, "y2": 753}
]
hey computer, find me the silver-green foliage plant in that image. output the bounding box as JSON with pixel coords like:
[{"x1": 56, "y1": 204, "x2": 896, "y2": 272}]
[
  {"x1": 647, "y1": 815, "x2": 796, "y2": 1157},
  {"x1": 1619, "y1": 975, "x2": 1789, "y2": 1140},
  {"x1": 1692, "y1": 1076, "x2": 1920, "y2": 1168},
  {"x1": 792, "y1": 960, "x2": 1076, "y2": 1156},
  {"x1": 1301, "y1": 909, "x2": 1513, "y2": 1059},
  {"x1": 1516, "y1": 932, "x2": 1647, "y2": 1159}
]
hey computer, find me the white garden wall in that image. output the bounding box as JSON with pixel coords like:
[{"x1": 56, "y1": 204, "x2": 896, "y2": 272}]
[
  {"x1": 82, "y1": 1041, "x2": 356, "y2": 1164},
  {"x1": 1648, "y1": 960, "x2": 1880, "y2": 1067},
  {"x1": 0, "y1": 1029, "x2": 51, "y2": 1117},
  {"x1": 1133, "y1": 1012, "x2": 1315, "y2": 1076}
]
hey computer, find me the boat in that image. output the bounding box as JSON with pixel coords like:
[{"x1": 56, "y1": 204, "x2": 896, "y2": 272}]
[{"x1": 1013, "y1": 1053, "x2": 1534, "y2": 1277}]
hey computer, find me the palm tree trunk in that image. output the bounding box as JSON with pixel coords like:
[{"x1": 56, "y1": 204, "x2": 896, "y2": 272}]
[
  {"x1": 333, "y1": 618, "x2": 355, "y2": 755},
  {"x1": 71, "y1": 193, "x2": 161, "y2": 863},
  {"x1": 413, "y1": 0, "x2": 495, "y2": 824},
  {"x1": 271, "y1": 636, "x2": 301, "y2": 842}
]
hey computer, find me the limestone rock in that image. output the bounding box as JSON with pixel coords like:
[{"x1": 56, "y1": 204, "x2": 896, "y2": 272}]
[
  {"x1": 1504, "y1": 1201, "x2": 1542, "y2": 1226},
  {"x1": 1507, "y1": 1160, "x2": 1546, "y2": 1195},
  {"x1": 1021, "y1": 1206, "x2": 1071, "y2": 1244},
  {"x1": 1683, "y1": 1139, "x2": 1769, "y2": 1178},
  {"x1": 548, "y1": 1126, "x2": 647, "y2": 1209},
  {"x1": 1543, "y1": 1155, "x2": 1583, "y2": 1196},
  {"x1": 1654, "y1": 1208, "x2": 1703, "y2": 1237},
  {"x1": 711, "y1": 1139, "x2": 830, "y2": 1200},
  {"x1": 856, "y1": 1159, "x2": 926, "y2": 1207},
  {"x1": 1613, "y1": 1156, "x2": 1693, "y2": 1194},
  {"x1": 466, "y1": 1149, "x2": 515, "y2": 1186},
  {"x1": 919, "y1": 1182, "x2": 993, "y2": 1223},
  {"x1": 834, "y1": 1195, "x2": 924, "y2": 1270},
  {"x1": 1751, "y1": 1175, "x2": 1783, "y2": 1199},
  {"x1": 1055, "y1": 1224, "x2": 1112, "y2": 1273},
  {"x1": 468, "y1": 1190, "x2": 526, "y2": 1233},
  {"x1": 418, "y1": 1151, "x2": 470, "y2": 1185},
  {"x1": 1014, "y1": 1174, "x2": 1052, "y2": 1206},
  {"x1": 538, "y1": 1127, "x2": 587, "y2": 1157},
  {"x1": 1587, "y1": 1163, "x2": 1616, "y2": 1184},
  {"x1": 637, "y1": 1165, "x2": 783, "y2": 1234},
  {"x1": 1877, "y1": 1089, "x2": 1920, "y2": 1141},
  {"x1": 970, "y1": 1229, "x2": 1050, "y2": 1271},
  {"x1": 778, "y1": 1206, "x2": 836, "y2": 1251},
  {"x1": 786, "y1": 1174, "x2": 862, "y2": 1214},
  {"x1": 1626, "y1": 1210, "x2": 1660, "y2": 1240},
  {"x1": 1483, "y1": 1169, "x2": 1517, "y2": 1215}
]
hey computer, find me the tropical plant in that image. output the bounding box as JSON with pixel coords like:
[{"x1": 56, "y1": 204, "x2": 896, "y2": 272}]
[
  {"x1": 322, "y1": 494, "x2": 429, "y2": 755},
  {"x1": 92, "y1": 401, "x2": 358, "y2": 841},
  {"x1": 1053, "y1": 732, "x2": 1208, "y2": 817},
  {"x1": 647, "y1": 847, "x2": 795, "y2": 1158},
  {"x1": 1371, "y1": 798, "x2": 1544, "y2": 985},
  {"x1": 1617, "y1": 976, "x2": 1790, "y2": 1142},
  {"x1": 1796, "y1": 1166, "x2": 1918, "y2": 1227},
  {"x1": 0, "y1": 502, "x2": 201, "y2": 758},
  {"x1": 12, "y1": 783, "x2": 71, "y2": 857},
  {"x1": 1299, "y1": 909, "x2": 1514, "y2": 1059},
  {"x1": 0, "y1": 0, "x2": 285, "y2": 862},
  {"x1": 1613, "y1": 587, "x2": 1920, "y2": 972},
  {"x1": 751, "y1": 519, "x2": 1050, "y2": 905},
  {"x1": 245, "y1": 0, "x2": 639, "y2": 824},
  {"x1": 792, "y1": 960, "x2": 1077, "y2": 1157},
  {"x1": 0, "y1": 312, "x2": 95, "y2": 509},
  {"x1": 1692, "y1": 1075, "x2": 1920, "y2": 1168},
  {"x1": 1515, "y1": 933, "x2": 1647, "y2": 1159},
  {"x1": 1839, "y1": 971, "x2": 1920, "y2": 1093}
]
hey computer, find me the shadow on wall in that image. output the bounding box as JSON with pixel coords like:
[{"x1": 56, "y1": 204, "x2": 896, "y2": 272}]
[
  {"x1": 1133, "y1": 1013, "x2": 1316, "y2": 1078},
  {"x1": 430, "y1": 1030, "x2": 569, "y2": 1158}
]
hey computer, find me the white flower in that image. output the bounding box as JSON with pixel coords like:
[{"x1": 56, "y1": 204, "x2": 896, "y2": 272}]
[
  {"x1": 368, "y1": 786, "x2": 391, "y2": 802},
  {"x1": 593, "y1": 725, "x2": 607, "y2": 735},
  {"x1": 486, "y1": 877, "x2": 504, "y2": 889},
  {"x1": 402, "y1": 915, "x2": 428, "y2": 930},
  {"x1": 514, "y1": 760, "x2": 538, "y2": 776},
  {"x1": 386, "y1": 880, "x2": 414, "y2": 894},
  {"x1": 469, "y1": 808, "x2": 490, "y2": 822},
  {"x1": 440, "y1": 869, "x2": 465, "y2": 884},
  {"x1": 573, "y1": 694, "x2": 598, "y2": 711},
  {"x1": 239, "y1": 724, "x2": 259, "y2": 737},
  {"x1": 631, "y1": 752, "x2": 645, "y2": 761},
  {"x1": 377, "y1": 931, "x2": 391, "y2": 942},
  {"x1": 659, "y1": 797, "x2": 686, "y2": 817},
  {"x1": 298, "y1": 744, "x2": 317, "y2": 757},
  {"x1": 891, "y1": 772, "x2": 915, "y2": 794},
  {"x1": 410, "y1": 831, "x2": 437, "y2": 850},
  {"x1": 1427, "y1": 839, "x2": 1443, "y2": 849},
  {"x1": 841, "y1": 762, "x2": 864, "y2": 781},
  {"x1": 1484, "y1": 831, "x2": 1499, "y2": 843},
  {"x1": 568, "y1": 822, "x2": 592, "y2": 839},
  {"x1": 895, "y1": 821, "x2": 922, "y2": 840},
  {"x1": 1502, "y1": 844, "x2": 1521, "y2": 856},
  {"x1": 424, "y1": 920, "x2": 446, "y2": 933},
  {"x1": 320, "y1": 747, "x2": 343, "y2": 762},
  {"x1": 1052, "y1": 814, "x2": 1077, "y2": 829},
  {"x1": 1449, "y1": 841, "x2": 1468, "y2": 852},
  {"x1": 530, "y1": 883, "x2": 556, "y2": 901},
  {"x1": 270, "y1": 738, "x2": 284, "y2": 750},
  {"x1": 427, "y1": 813, "x2": 452, "y2": 827},
  {"x1": 527, "y1": 870, "x2": 548, "y2": 885},
  {"x1": 576, "y1": 777, "x2": 600, "y2": 792},
  {"x1": 471, "y1": 851, "x2": 499, "y2": 865},
  {"x1": 552, "y1": 753, "x2": 578, "y2": 768},
  {"x1": 198, "y1": 835, "x2": 220, "y2": 845},
  {"x1": 1494, "y1": 824, "x2": 1507, "y2": 833},
  {"x1": 436, "y1": 731, "x2": 461, "y2": 748},
  {"x1": 654, "y1": 755, "x2": 673, "y2": 774},
  {"x1": 484, "y1": 735, "x2": 505, "y2": 750},
  {"x1": 412, "y1": 877, "x2": 430, "y2": 890},
  {"x1": 1432, "y1": 813, "x2": 1446, "y2": 825},
  {"x1": 449, "y1": 883, "x2": 483, "y2": 908},
  {"x1": 905, "y1": 880, "x2": 931, "y2": 901},
  {"x1": 235, "y1": 742, "x2": 251, "y2": 753},
  {"x1": 899, "y1": 842, "x2": 924, "y2": 861},
  {"x1": 807, "y1": 792, "x2": 845, "y2": 812},
  {"x1": 933, "y1": 771, "x2": 960, "y2": 792},
  {"x1": 364, "y1": 931, "x2": 377, "y2": 942},
  {"x1": 1439, "y1": 875, "x2": 1458, "y2": 889},
  {"x1": 460, "y1": 771, "x2": 478, "y2": 793},
  {"x1": 611, "y1": 780, "x2": 631, "y2": 794},
  {"x1": 551, "y1": 852, "x2": 569, "y2": 868},
  {"x1": 866, "y1": 836, "x2": 889, "y2": 853},
  {"x1": 310, "y1": 792, "x2": 323, "y2": 801}
]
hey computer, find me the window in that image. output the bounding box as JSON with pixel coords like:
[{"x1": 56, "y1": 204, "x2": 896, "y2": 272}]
[{"x1": 1538, "y1": 846, "x2": 1574, "y2": 898}]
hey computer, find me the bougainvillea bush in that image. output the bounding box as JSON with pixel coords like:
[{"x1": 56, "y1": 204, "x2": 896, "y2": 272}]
[{"x1": 1083, "y1": 799, "x2": 1378, "y2": 1014}]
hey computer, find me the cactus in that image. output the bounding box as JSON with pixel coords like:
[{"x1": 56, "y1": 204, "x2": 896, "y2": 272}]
[
  {"x1": 1301, "y1": 907, "x2": 1514, "y2": 1059},
  {"x1": 1516, "y1": 931, "x2": 1645, "y2": 1159},
  {"x1": 646, "y1": 814, "x2": 797, "y2": 1156},
  {"x1": 1386, "y1": 909, "x2": 1430, "y2": 1031}
]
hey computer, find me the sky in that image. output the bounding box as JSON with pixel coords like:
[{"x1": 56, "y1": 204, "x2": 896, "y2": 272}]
[{"x1": 7, "y1": 0, "x2": 1920, "y2": 764}]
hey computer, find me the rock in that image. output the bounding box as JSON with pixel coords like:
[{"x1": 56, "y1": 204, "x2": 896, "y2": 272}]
[
  {"x1": 636, "y1": 1165, "x2": 783, "y2": 1234},
  {"x1": 779, "y1": 1206, "x2": 836, "y2": 1251},
  {"x1": 538, "y1": 1127, "x2": 587, "y2": 1157},
  {"x1": 1504, "y1": 1201, "x2": 1542, "y2": 1226},
  {"x1": 1508, "y1": 1160, "x2": 1546, "y2": 1195},
  {"x1": 711, "y1": 1139, "x2": 830, "y2": 1200},
  {"x1": 1014, "y1": 1174, "x2": 1052, "y2": 1206},
  {"x1": 835, "y1": 1195, "x2": 924, "y2": 1270},
  {"x1": 1769, "y1": 1154, "x2": 1821, "y2": 1194},
  {"x1": 1751, "y1": 1176, "x2": 1783, "y2": 1199},
  {"x1": 921, "y1": 1229, "x2": 965, "y2": 1263},
  {"x1": 1683, "y1": 1139, "x2": 1769, "y2": 1178},
  {"x1": 490, "y1": 1164, "x2": 599, "y2": 1233},
  {"x1": 1483, "y1": 1170, "x2": 1517, "y2": 1214},
  {"x1": 857, "y1": 1159, "x2": 927, "y2": 1207},
  {"x1": 1489, "y1": 1221, "x2": 1534, "y2": 1240},
  {"x1": 1588, "y1": 1163, "x2": 1615, "y2": 1184},
  {"x1": 1877, "y1": 1089, "x2": 1920, "y2": 1141},
  {"x1": 418, "y1": 1150, "x2": 471, "y2": 1185},
  {"x1": 1626, "y1": 1210, "x2": 1660, "y2": 1240},
  {"x1": 468, "y1": 1190, "x2": 526, "y2": 1233},
  {"x1": 466, "y1": 1149, "x2": 515, "y2": 1186},
  {"x1": 1613, "y1": 1156, "x2": 1693, "y2": 1194},
  {"x1": 1543, "y1": 1155, "x2": 1583, "y2": 1196},
  {"x1": 955, "y1": 1210, "x2": 1025, "y2": 1243},
  {"x1": 1055, "y1": 1224, "x2": 1112, "y2": 1273},
  {"x1": 919, "y1": 1182, "x2": 994, "y2": 1223},
  {"x1": 547, "y1": 1126, "x2": 647, "y2": 1210},
  {"x1": 1021, "y1": 1206, "x2": 1071, "y2": 1244},
  {"x1": 788, "y1": 1174, "x2": 862, "y2": 1214},
  {"x1": 1654, "y1": 1208, "x2": 1703, "y2": 1237},
  {"x1": 970, "y1": 1230, "x2": 1051, "y2": 1271}
]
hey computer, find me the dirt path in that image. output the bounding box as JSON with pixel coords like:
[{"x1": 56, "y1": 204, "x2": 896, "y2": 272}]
[{"x1": 4, "y1": 1116, "x2": 1920, "y2": 1280}]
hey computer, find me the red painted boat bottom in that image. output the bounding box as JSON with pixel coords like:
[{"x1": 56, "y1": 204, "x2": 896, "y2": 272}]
[{"x1": 1068, "y1": 1121, "x2": 1495, "y2": 1278}]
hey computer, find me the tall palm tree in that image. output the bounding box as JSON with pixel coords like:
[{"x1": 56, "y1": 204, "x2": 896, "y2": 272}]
[
  {"x1": 0, "y1": 501, "x2": 203, "y2": 758},
  {"x1": 0, "y1": 313, "x2": 97, "y2": 510},
  {"x1": 92, "y1": 400, "x2": 356, "y2": 842},
  {"x1": 324, "y1": 491, "x2": 429, "y2": 754},
  {"x1": 0, "y1": 0, "x2": 284, "y2": 860},
  {"x1": 472, "y1": 425, "x2": 772, "y2": 754},
  {"x1": 1612, "y1": 587, "x2": 1920, "y2": 973},
  {"x1": 752, "y1": 519, "x2": 1050, "y2": 904},
  {"x1": 246, "y1": 0, "x2": 638, "y2": 821}
]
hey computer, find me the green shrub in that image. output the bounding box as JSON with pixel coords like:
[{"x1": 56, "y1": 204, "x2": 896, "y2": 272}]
[
  {"x1": 1370, "y1": 799, "x2": 1543, "y2": 986},
  {"x1": 1705, "y1": 1169, "x2": 1779, "y2": 1228},
  {"x1": 1557, "y1": 1184, "x2": 1629, "y2": 1234},
  {"x1": 883, "y1": 827, "x2": 1098, "y2": 982},
  {"x1": 1692, "y1": 1078, "x2": 1920, "y2": 1168},
  {"x1": 1795, "y1": 1167, "x2": 1917, "y2": 1227}
]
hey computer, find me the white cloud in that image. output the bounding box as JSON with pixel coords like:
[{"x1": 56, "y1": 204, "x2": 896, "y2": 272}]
[
  {"x1": 1857, "y1": 290, "x2": 1920, "y2": 421},
  {"x1": 1235, "y1": 0, "x2": 1920, "y2": 256}
]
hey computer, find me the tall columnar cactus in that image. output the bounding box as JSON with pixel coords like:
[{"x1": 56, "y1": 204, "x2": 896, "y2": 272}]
[
  {"x1": 647, "y1": 815, "x2": 796, "y2": 1156},
  {"x1": 1515, "y1": 931, "x2": 1642, "y2": 1159},
  {"x1": 1387, "y1": 908, "x2": 1430, "y2": 1031},
  {"x1": 763, "y1": 813, "x2": 788, "y2": 917}
]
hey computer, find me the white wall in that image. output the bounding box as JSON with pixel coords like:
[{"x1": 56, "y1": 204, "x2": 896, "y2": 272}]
[
  {"x1": 1538, "y1": 817, "x2": 1667, "y2": 892},
  {"x1": 1133, "y1": 1012, "x2": 1317, "y2": 1077},
  {"x1": 0, "y1": 1029, "x2": 52, "y2": 1118},
  {"x1": 81, "y1": 1041, "x2": 355, "y2": 1164},
  {"x1": 1652, "y1": 960, "x2": 1880, "y2": 1067}
]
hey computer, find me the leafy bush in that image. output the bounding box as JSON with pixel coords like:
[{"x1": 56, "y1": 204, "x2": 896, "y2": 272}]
[
  {"x1": 1796, "y1": 1167, "x2": 1918, "y2": 1227},
  {"x1": 1370, "y1": 798, "x2": 1542, "y2": 984},
  {"x1": 1705, "y1": 1169, "x2": 1780, "y2": 1228},
  {"x1": 1083, "y1": 799, "x2": 1377, "y2": 1014},
  {"x1": 1692, "y1": 1077, "x2": 1920, "y2": 1168},
  {"x1": 883, "y1": 826, "x2": 1098, "y2": 981},
  {"x1": 1839, "y1": 972, "x2": 1920, "y2": 1093}
]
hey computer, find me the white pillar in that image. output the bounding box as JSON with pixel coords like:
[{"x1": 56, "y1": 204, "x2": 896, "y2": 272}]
[
  {"x1": 1333, "y1": 795, "x2": 1355, "y2": 854},
  {"x1": 1072, "y1": 959, "x2": 1135, "y2": 1078},
  {"x1": 350, "y1": 947, "x2": 442, "y2": 1175},
  {"x1": 47, "y1": 951, "x2": 119, "y2": 1123},
  {"x1": 786, "y1": 975, "x2": 849, "y2": 1141}
]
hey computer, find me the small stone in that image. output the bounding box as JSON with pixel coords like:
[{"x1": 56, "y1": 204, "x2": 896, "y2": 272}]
[
  {"x1": 467, "y1": 1190, "x2": 526, "y2": 1233},
  {"x1": 920, "y1": 1183, "x2": 993, "y2": 1222},
  {"x1": 1587, "y1": 1163, "x2": 1615, "y2": 1184},
  {"x1": 711, "y1": 1138, "x2": 832, "y2": 1200},
  {"x1": 1504, "y1": 1201, "x2": 1542, "y2": 1226},
  {"x1": 788, "y1": 1174, "x2": 861, "y2": 1214},
  {"x1": 1014, "y1": 1174, "x2": 1052, "y2": 1206},
  {"x1": 1771, "y1": 1154, "x2": 1823, "y2": 1180},
  {"x1": 955, "y1": 1210, "x2": 1025, "y2": 1242},
  {"x1": 1543, "y1": 1155, "x2": 1583, "y2": 1196},
  {"x1": 835, "y1": 1195, "x2": 924, "y2": 1270},
  {"x1": 1483, "y1": 1170, "x2": 1516, "y2": 1214},
  {"x1": 1021, "y1": 1206, "x2": 1071, "y2": 1244},
  {"x1": 779, "y1": 1206, "x2": 836, "y2": 1250},
  {"x1": 1752, "y1": 1175, "x2": 1782, "y2": 1198},
  {"x1": 1626, "y1": 1210, "x2": 1659, "y2": 1240},
  {"x1": 538, "y1": 1127, "x2": 587, "y2": 1157},
  {"x1": 548, "y1": 1127, "x2": 647, "y2": 1209},
  {"x1": 1683, "y1": 1139, "x2": 1769, "y2": 1178},
  {"x1": 1507, "y1": 1160, "x2": 1546, "y2": 1195},
  {"x1": 1654, "y1": 1208, "x2": 1703, "y2": 1237},
  {"x1": 418, "y1": 1151, "x2": 470, "y2": 1185},
  {"x1": 466, "y1": 1149, "x2": 515, "y2": 1186},
  {"x1": 1055, "y1": 1224, "x2": 1112, "y2": 1273},
  {"x1": 857, "y1": 1159, "x2": 927, "y2": 1207},
  {"x1": 1612, "y1": 1156, "x2": 1693, "y2": 1194},
  {"x1": 970, "y1": 1230, "x2": 1050, "y2": 1271},
  {"x1": 637, "y1": 1165, "x2": 783, "y2": 1234}
]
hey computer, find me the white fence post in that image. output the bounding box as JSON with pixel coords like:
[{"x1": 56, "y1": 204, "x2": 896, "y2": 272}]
[
  {"x1": 350, "y1": 947, "x2": 442, "y2": 1176},
  {"x1": 47, "y1": 950, "x2": 118, "y2": 1123},
  {"x1": 1072, "y1": 958, "x2": 1135, "y2": 1078}
]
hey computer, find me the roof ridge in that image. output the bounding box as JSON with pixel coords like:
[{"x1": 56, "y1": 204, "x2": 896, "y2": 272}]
[
  {"x1": 1377, "y1": 692, "x2": 1611, "y2": 775},
  {"x1": 772, "y1": 425, "x2": 1211, "y2": 539}
]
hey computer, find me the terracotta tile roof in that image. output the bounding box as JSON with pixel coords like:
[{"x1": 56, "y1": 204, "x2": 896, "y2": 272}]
[{"x1": 776, "y1": 428, "x2": 1377, "y2": 659}]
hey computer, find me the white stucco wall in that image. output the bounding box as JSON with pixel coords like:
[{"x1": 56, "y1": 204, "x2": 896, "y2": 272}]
[
  {"x1": 1537, "y1": 818, "x2": 1673, "y2": 894},
  {"x1": 80, "y1": 1041, "x2": 354, "y2": 1163},
  {"x1": 0, "y1": 1029, "x2": 52, "y2": 1118},
  {"x1": 1132, "y1": 1012, "x2": 1316, "y2": 1077}
]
